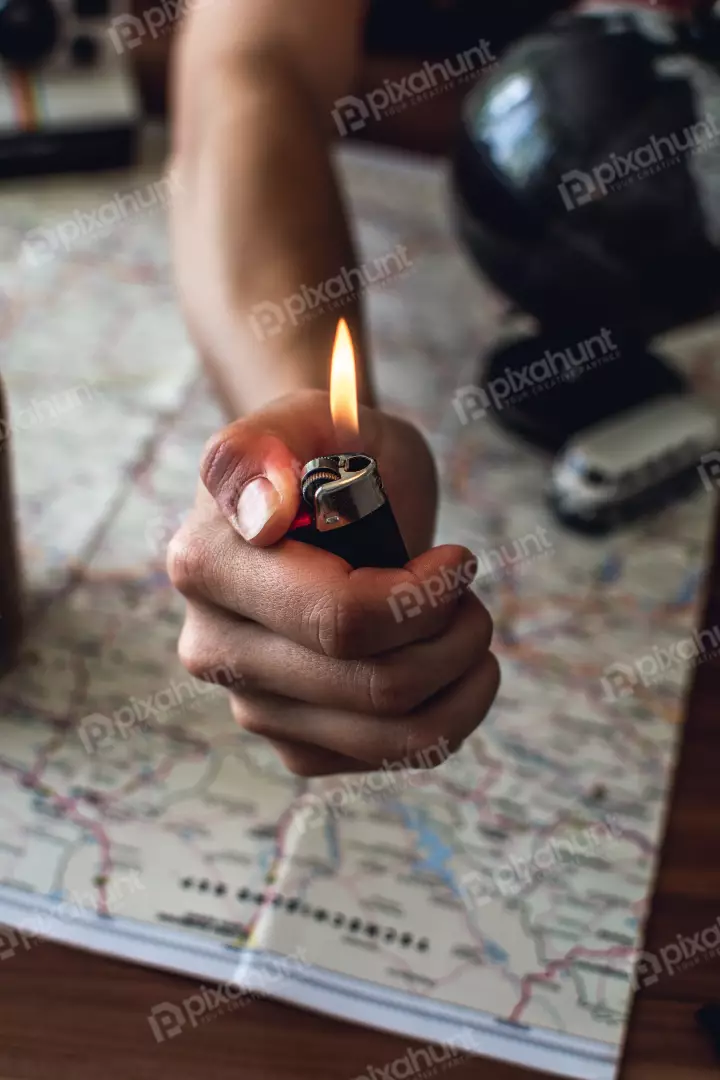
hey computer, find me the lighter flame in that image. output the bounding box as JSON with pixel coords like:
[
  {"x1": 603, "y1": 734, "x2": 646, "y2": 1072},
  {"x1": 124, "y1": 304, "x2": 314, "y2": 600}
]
[{"x1": 330, "y1": 318, "x2": 359, "y2": 443}]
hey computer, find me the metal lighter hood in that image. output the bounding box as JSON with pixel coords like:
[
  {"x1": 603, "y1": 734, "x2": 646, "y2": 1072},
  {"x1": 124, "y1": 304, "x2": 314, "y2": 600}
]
[
  {"x1": 301, "y1": 454, "x2": 387, "y2": 530},
  {"x1": 288, "y1": 452, "x2": 409, "y2": 570}
]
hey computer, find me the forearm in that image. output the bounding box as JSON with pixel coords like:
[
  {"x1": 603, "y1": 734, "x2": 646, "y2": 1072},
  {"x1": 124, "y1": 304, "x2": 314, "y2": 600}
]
[{"x1": 171, "y1": 56, "x2": 375, "y2": 418}]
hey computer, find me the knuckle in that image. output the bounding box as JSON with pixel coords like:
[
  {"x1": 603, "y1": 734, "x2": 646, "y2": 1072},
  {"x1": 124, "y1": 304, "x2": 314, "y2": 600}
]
[
  {"x1": 312, "y1": 592, "x2": 366, "y2": 660},
  {"x1": 275, "y1": 748, "x2": 324, "y2": 778},
  {"x1": 200, "y1": 429, "x2": 237, "y2": 496},
  {"x1": 475, "y1": 603, "x2": 495, "y2": 653},
  {"x1": 229, "y1": 695, "x2": 269, "y2": 738},
  {"x1": 366, "y1": 661, "x2": 421, "y2": 717},
  {"x1": 485, "y1": 650, "x2": 502, "y2": 699},
  {"x1": 166, "y1": 529, "x2": 209, "y2": 596},
  {"x1": 398, "y1": 720, "x2": 455, "y2": 769},
  {"x1": 460, "y1": 594, "x2": 494, "y2": 654},
  {"x1": 177, "y1": 621, "x2": 213, "y2": 681}
]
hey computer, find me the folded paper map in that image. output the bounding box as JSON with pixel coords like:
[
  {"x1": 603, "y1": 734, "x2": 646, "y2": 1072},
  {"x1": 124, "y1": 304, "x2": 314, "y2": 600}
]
[{"x1": 0, "y1": 143, "x2": 717, "y2": 1080}]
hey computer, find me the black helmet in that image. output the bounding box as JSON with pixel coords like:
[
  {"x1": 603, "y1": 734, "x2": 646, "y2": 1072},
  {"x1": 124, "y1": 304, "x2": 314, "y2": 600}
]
[{"x1": 453, "y1": 6, "x2": 720, "y2": 338}]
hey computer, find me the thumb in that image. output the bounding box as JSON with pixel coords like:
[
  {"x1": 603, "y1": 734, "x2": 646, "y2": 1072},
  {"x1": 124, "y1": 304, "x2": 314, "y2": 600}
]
[{"x1": 201, "y1": 426, "x2": 302, "y2": 546}]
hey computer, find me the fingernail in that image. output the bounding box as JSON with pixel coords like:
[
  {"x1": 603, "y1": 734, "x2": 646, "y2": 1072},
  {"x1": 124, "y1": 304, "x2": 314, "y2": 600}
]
[{"x1": 235, "y1": 477, "x2": 281, "y2": 541}]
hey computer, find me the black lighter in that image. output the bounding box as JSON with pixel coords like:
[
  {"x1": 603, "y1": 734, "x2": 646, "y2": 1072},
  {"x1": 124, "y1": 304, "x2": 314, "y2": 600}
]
[{"x1": 287, "y1": 452, "x2": 409, "y2": 570}]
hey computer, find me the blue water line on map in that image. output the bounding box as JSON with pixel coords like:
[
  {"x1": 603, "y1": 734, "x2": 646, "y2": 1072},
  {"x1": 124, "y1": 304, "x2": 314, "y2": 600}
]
[{"x1": 391, "y1": 801, "x2": 509, "y2": 963}]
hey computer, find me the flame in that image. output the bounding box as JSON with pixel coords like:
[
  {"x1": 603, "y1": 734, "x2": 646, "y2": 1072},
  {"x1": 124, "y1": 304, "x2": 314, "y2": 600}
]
[{"x1": 330, "y1": 318, "x2": 359, "y2": 445}]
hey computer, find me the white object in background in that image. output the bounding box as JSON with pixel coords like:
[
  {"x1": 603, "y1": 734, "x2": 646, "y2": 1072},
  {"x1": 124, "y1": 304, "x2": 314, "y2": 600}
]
[{"x1": 549, "y1": 393, "x2": 720, "y2": 530}]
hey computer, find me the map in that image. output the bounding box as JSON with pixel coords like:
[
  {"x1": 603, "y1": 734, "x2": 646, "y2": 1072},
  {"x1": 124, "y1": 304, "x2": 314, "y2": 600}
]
[{"x1": 0, "y1": 138, "x2": 717, "y2": 1080}]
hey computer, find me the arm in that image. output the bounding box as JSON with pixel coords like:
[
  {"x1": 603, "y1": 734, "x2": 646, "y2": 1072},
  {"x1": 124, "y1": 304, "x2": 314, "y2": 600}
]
[
  {"x1": 170, "y1": 0, "x2": 375, "y2": 416},
  {"x1": 166, "y1": 2, "x2": 500, "y2": 778}
]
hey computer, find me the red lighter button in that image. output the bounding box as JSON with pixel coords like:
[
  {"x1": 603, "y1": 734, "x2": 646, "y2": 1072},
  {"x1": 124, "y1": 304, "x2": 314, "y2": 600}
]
[{"x1": 289, "y1": 509, "x2": 313, "y2": 531}]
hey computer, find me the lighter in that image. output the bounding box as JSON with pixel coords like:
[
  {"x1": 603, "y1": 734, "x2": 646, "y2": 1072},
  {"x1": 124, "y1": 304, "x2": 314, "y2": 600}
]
[
  {"x1": 285, "y1": 319, "x2": 409, "y2": 571},
  {"x1": 287, "y1": 452, "x2": 409, "y2": 569}
]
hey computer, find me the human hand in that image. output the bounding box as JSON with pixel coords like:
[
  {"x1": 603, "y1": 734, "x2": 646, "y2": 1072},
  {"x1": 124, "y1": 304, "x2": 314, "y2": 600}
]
[{"x1": 168, "y1": 390, "x2": 499, "y2": 776}]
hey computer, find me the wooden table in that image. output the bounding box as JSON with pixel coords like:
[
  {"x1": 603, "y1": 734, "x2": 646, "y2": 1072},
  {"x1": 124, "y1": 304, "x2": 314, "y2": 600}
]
[
  {"x1": 3, "y1": 24, "x2": 720, "y2": 1074},
  {"x1": 0, "y1": 512, "x2": 718, "y2": 1080}
]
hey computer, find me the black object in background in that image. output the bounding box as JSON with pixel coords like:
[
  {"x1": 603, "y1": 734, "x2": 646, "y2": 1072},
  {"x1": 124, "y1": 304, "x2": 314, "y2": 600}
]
[
  {"x1": 0, "y1": 377, "x2": 24, "y2": 678},
  {"x1": 0, "y1": 0, "x2": 59, "y2": 67},
  {"x1": 450, "y1": 4, "x2": 720, "y2": 448},
  {"x1": 696, "y1": 1002, "x2": 720, "y2": 1061},
  {"x1": 478, "y1": 329, "x2": 688, "y2": 454},
  {"x1": 0, "y1": 0, "x2": 140, "y2": 177},
  {"x1": 364, "y1": 0, "x2": 573, "y2": 58},
  {"x1": 453, "y1": 8, "x2": 720, "y2": 342}
]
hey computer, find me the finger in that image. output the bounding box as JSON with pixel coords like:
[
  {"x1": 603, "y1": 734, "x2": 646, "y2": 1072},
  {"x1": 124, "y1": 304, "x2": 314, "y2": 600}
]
[
  {"x1": 169, "y1": 522, "x2": 478, "y2": 658},
  {"x1": 179, "y1": 592, "x2": 492, "y2": 716},
  {"x1": 201, "y1": 425, "x2": 303, "y2": 547},
  {"x1": 231, "y1": 652, "x2": 501, "y2": 770},
  {"x1": 264, "y1": 738, "x2": 372, "y2": 778},
  {"x1": 200, "y1": 390, "x2": 353, "y2": 547},
  {"x1": 199, "y1": 389, "x2": 428, "y2": 551}
]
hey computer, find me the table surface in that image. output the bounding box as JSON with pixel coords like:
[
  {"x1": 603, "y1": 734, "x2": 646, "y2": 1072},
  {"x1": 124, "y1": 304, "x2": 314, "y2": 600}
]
[
  {"x1": 0, "y1": 14, "x2": 715, "y2": 1073},
  {"x1": 0, "y1": 512, "x2": 717, "y2": 1080}
]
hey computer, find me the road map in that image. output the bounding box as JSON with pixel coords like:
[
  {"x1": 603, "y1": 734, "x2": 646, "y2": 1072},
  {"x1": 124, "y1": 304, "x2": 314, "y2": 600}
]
[{"x1": 0, "y1": 142, "x2": 717, "y2": 1079}]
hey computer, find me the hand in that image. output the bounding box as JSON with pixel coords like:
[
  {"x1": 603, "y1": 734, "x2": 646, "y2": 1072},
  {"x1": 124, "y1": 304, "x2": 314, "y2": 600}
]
[{"x1": 167, "y1": 390, "x2": 499, "y2": 776}]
